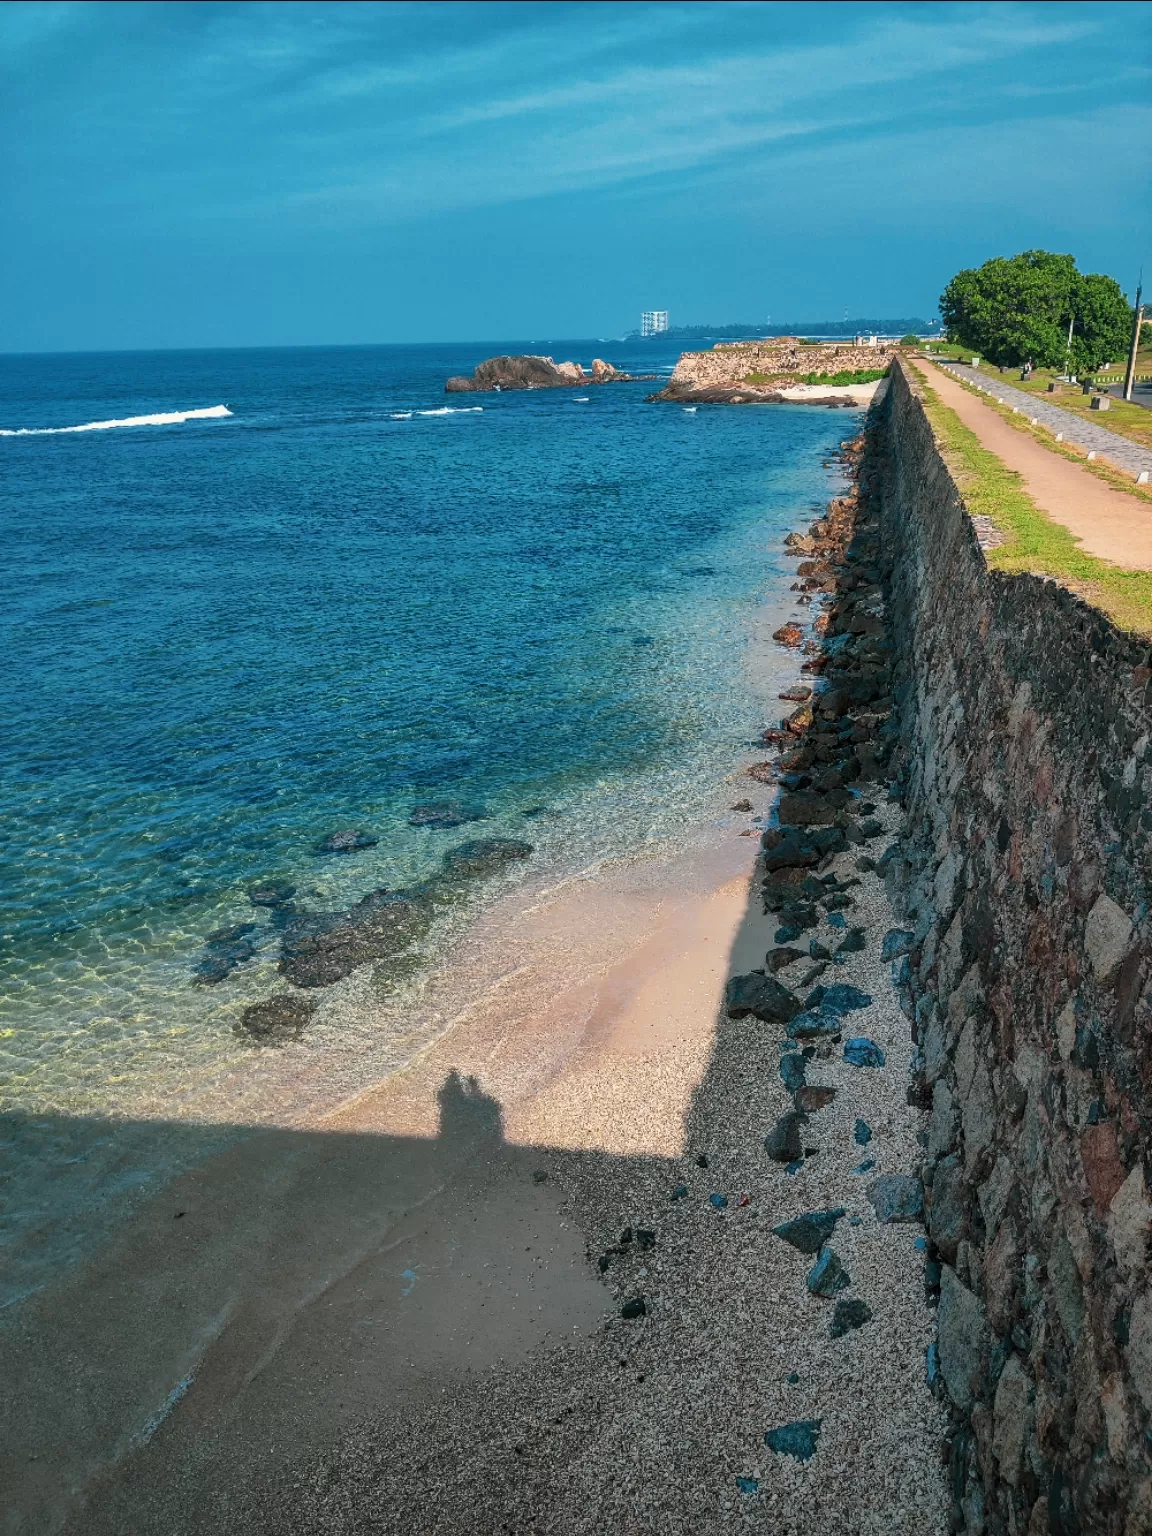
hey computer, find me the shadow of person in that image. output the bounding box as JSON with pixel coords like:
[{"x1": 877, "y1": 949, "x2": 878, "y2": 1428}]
[{"x1": 435, "y1": 1067, "x2": 505, "y2": 1157}]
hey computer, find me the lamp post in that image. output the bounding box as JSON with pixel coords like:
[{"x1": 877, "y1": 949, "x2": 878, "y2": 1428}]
[{"x1": 1124, "y1": 282, "x2": 1145, "y2": 402}]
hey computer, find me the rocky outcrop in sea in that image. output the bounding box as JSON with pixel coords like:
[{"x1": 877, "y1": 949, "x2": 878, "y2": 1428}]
[{"x1": 445, "y1": 356, "x2": 650, "y2": 393}]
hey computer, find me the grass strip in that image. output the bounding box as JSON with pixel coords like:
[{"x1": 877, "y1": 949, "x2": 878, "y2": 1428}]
[
  {"x1": 906, "y1": 363, "x2": 1152, "y2": 636},
  {"x1": 916, "y1": 357, "x2": 1152, "y2": 483}
]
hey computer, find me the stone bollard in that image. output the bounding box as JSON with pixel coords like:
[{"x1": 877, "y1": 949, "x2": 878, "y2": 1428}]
[{"x1": 1089, "y1": 396, "x2": 1111, "y2": 411}]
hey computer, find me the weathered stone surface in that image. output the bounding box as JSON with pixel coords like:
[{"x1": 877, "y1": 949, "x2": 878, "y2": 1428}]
[
  {"x1": 725, "y1": 971, "x2": 801, "y2": 1023},
  {"x1": 779, "y1": 1053, "x2": 807, "y2": 1093},
  {"x1": 867, "y1": 1174, "x2": 924, "y2": 1224},
  {"x1": 843, "y1": 1036, "x2": 885, "y2": 1068},
  {"x1": 1084, "y1": 892, "x2": 1132, "y2": 986},
  {"x1": 992, "y1": 1355, "x2": 1033, "y2": 1488},
  {"x1": 1128, "y1": 1290, "x2": 1152, "y2": 1411},
  {"x1": 937, "y1": 1266, "x2": 990, "y2": 1410},
  {"x1": 764, "y1": 1420, "x2": 822, "y2": 1461},
  {"x1": 764, "y1": 1110, "x2": 807, "y2": 1163},
  {"x1": 1108, "y1": 1164, "x2": 1152, "y2": 1281},
  {"x1": 807, "y1": 1248, "x2": 850, "y2": 1297},
  {"x1": 928, "y1": 1155, "x2": 968, "y2": 1263},
  {"x1": 778, "y1": 791, "x2": 836, "y2": 827},
  {"x1": 1080, "y1": 1120, "x2": 1128, "y2": 1212},
  {"x1": 772, "y1": 1208, "x2": 845, "y2": 1254}
]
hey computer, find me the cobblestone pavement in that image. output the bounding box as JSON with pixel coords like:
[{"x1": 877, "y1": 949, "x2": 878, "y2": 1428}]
[{"x1": 934, "y1": 361, "x2": 1152, "y2": 480}]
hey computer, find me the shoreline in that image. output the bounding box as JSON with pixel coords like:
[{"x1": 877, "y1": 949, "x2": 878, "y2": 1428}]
[{"x1": 5, "y1": 418, "x2": 950, "y2": 1535}]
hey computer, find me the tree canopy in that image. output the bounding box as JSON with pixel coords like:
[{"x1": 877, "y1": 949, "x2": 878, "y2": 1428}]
[{"x1": 940, "y1": 250, "x2": 1131, "y2": 373}]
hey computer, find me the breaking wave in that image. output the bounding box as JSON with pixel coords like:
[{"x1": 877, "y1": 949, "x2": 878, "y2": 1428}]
[
  {"x1": 415, "y1": 407, "x2": 483, "y2": 416},
  {"x1": 1, "y1": 405, "x2": 233, "y2": 437}
]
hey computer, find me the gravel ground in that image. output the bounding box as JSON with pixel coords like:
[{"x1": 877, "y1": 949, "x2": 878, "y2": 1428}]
[
  {"x1": 225, "y1": 451, "x2": 951, "y2": 1535},
  {"x1": 937, "y1": 361, "x2": 1152, "y2": 478}
]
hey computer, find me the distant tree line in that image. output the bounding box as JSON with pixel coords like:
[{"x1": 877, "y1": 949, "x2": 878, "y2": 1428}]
[
  {"x1": 940, "y1": 250, "x2": 1131, "y2": 373},
  {"x1": 629, "y1": 318, "x2": 936, "y2": 341}
]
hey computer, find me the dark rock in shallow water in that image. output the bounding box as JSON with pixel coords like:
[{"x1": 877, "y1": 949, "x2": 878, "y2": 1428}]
[
  {"x1": 315, "y1": 829, "x2": 379, "y2": 855},
  {"x1": 235, "y1": 993, "x2": 317, "y2": 1043},
  {"x1": 772, "y1": 1208, "x2": 845, "y2": 1254},
  {"x1": 807, "y1": 1247, "x2": 851, "y2": 1297},
  {"x1": 843, "y1": 1037, "x2": 886, "y2": 1068},
  {"x1": 206, "y1": 921, "x2": 258, "y2": 944},
  {"x1": 248, "y1": 882, "x2": 296, "y2": 907},
  {"x1": 764, "y1": 1420, "x2": 822, "y2": 1461},
  {"x1": 725, "y1": 971, "x2": 801, "y2": 1023},
  {"x1": 766, "y1": 946, "x2": 804, "y2": 973},
  {"x1": 278, "y1": 887, "x2": 431, "y2": 988},
  {"x1": 620, "y1": 1296, "x2": 646, "y2": 1319},
  {"x1": 764, "y1": 1110, "x2": 808, "y2": 1163},
  {"x1": 836, "y1": 927, "x2": 867, "y2": 954},
  {"x1": 192, "y1": 927, "x2": 260, "y2": 985},
  {"x1": 441, "y1": 839, "x2": 533, "y2": 880},
  {"x1": 779, "y1": 1053, "x2": 807, "y2": 1093},
  {"x1": 830, "y1": 1297, "x2": 873, "y2": 1338},
  {"x1": 854, "y1": 1118, "x2": 873, "y2": 1145},
  {"x1": 868, "y1": 1173, "x2": 924, "y2": 1223},
  {"x1": 408, "y1": 801, "x2": 487, "y2": 829}
]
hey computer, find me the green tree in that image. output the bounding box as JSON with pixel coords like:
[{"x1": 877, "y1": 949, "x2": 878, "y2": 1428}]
[
  {"x1": 940, "y1": 250, "x2": 1131, "y2": 372},
  {"x1": 900, "y1": 333, "x2": 921, "y2": 346}
]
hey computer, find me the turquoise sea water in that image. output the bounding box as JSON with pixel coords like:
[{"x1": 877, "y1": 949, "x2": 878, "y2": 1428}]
[{"x1": 1, "y1": 340, "x2": 856, "y2": 1119}]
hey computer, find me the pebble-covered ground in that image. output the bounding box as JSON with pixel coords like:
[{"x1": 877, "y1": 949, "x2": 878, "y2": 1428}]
[{"x1": 241, "y1": 438, "x2": 951, "y2": 1535}]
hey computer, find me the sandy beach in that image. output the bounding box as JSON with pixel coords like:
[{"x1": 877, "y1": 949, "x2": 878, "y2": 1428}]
[{"x1": 2, "y1": 441, "x2": 949, "y2": 1535}]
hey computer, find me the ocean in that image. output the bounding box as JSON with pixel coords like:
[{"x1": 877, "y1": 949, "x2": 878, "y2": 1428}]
[{"x1": 1, "y1": 338, "x2": 857, "y2": 1135}]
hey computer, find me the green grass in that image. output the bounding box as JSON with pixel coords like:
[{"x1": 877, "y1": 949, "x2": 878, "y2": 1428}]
[
  {"x1": 802, "y1": 368, "x2": 888, "y2": 386},
  {"x1": 912, "y1": 368, "x2": 1152, "y2": 636}
]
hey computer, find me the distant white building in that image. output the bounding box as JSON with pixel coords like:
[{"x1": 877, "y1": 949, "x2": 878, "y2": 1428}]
[{"x1": 641, "y1": 310, "x2": 669, "y2": 337}]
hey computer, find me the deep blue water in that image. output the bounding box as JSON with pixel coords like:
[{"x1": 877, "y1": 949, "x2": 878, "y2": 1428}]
[{"x1": 1, "y1": 340, "x2": 854, "y2": 1112}]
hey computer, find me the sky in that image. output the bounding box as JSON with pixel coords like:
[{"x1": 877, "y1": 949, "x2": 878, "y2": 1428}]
[{"x1": 2, "y1": 0, "x2": 1150, "y2": 352}]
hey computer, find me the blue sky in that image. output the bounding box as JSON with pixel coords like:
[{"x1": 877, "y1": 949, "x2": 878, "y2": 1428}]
[{"x1": 2, "y1": 0, "x2": 1149, "y2": 351}]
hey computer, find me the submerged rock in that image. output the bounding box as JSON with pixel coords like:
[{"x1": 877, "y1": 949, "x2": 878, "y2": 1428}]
[
  {"x1": 315, "y1": 829, "x2": 379, "y2": 855},
  {"x1": 772, "y1": 1208, "x2": 846, "y2": 1254},
  {"x1": 235, "y1": 992, "x2": 317, "y2": 1044},
  {"x1": 192, "y1": 925, "x2": 261, "y2": 986},
  {"x1": 725, "y1": 971, "x2": 801, "y2": 1023},
  {"x1": 278, "y1": 887, "x2": 431, "y2": 988},
  {"x1": 764, "y1": 1420, "x2": 822, "y2": 1461},
  {"x1": 785, "y1": 1005, "x2": 845, "y2": 1041},
  {"x1": 805, "y1": 982, "x2": 873, "y2": 1014},
  {"x1": 408, "y1": 801, "x2": 487, "y2": 829},
  {"x1": 248, "y1": 881, "x2": 297, "y2": 907},
  {"x1": 440, "y1": 838, "x2": 533, "y2": 879}
]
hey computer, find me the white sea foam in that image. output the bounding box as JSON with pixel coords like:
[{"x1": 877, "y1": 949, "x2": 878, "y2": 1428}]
[
  {"x1": 416, "y1": 406, "x2": 483, "y2": 416},
  {"x1": 390, "y1": 412, "x2": 413, "y2": 419},
  {"x1": 682, "y1": 406, "x2": 698, "y2": 413},
  {"x1": 573, "y1": 397, "x2": 589, "y2": 402},
  {"x1": 0, "y1": 405, "x2": 233, "y2": 437}
]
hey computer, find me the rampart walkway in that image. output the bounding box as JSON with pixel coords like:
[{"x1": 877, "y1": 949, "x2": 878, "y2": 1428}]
[
  {"x1": 923, "y1": 360, "x2": 1152, "y2": 571},
  {"x1": 936, "y1": 360, "x2": 1152, "y2": 480}
]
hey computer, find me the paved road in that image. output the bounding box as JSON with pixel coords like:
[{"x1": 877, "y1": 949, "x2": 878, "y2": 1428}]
[
  {"x1": 935, "y1": 360, "x2": 1152, "y2": 480},
  {"x1": 923, "y1": 361, "x2": 1152, "y2": 571}
]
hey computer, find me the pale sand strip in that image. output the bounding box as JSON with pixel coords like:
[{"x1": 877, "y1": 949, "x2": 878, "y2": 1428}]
[{"x1": 925, "y1": 360, "x2": 1152, "y2": 569}]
